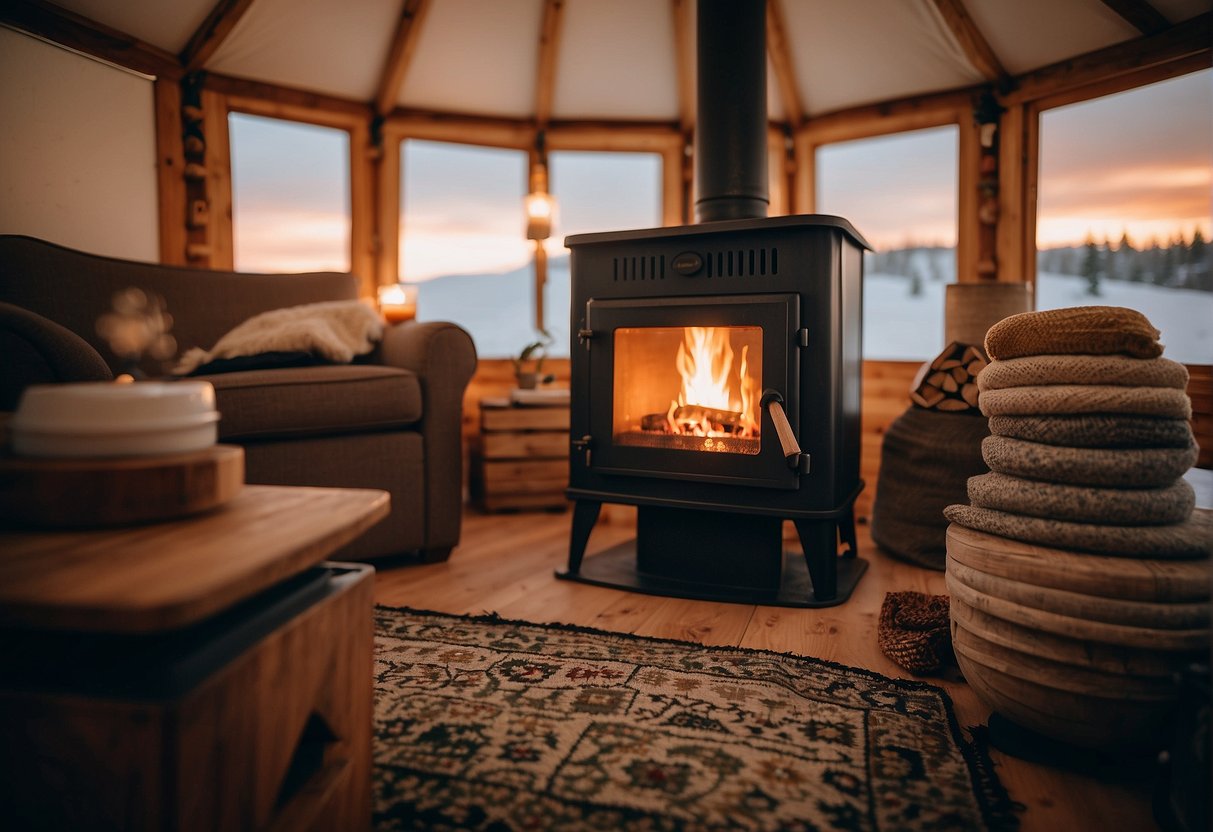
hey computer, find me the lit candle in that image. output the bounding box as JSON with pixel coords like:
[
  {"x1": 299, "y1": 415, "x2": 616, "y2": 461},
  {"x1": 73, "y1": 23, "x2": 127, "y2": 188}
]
[{"x1": 378, "y1": 283, "x2": 419, "y2": 324}]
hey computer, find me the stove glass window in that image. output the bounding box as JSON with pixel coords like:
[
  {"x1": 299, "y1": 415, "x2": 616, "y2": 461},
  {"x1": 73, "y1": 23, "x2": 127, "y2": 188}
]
[{"x1": 613, "y1": 326, "x2": 762, "y2": 454}]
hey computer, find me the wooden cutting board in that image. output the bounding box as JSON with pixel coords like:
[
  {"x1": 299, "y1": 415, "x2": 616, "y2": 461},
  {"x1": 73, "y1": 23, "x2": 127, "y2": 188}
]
[{"x1": 0, "y1": 444, "x2": 244, "y2": 528}]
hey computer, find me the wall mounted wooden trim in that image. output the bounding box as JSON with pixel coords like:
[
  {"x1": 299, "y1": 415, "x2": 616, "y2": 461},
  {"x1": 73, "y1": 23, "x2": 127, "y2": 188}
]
[
  {"x1": 154, "y1": 79, "x2": 189, "y2": 266},
  {"x1": 201, "y1": 89, "x2": 234, "y2": 271}
]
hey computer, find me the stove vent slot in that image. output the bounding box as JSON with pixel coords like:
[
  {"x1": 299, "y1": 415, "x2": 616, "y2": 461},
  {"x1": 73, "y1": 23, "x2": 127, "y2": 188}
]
[
  {"x1": 613, "y1": 255, "x2": 666, "y2": 281},
  {"x1": 704, "y1": 247, "x2": 778, "y2": 278}
]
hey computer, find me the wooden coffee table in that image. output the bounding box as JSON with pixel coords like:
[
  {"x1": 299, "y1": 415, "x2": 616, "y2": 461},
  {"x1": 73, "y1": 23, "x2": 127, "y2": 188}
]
[{"x1": 0, "y1": 484, "x2": 389, "y2": 831}]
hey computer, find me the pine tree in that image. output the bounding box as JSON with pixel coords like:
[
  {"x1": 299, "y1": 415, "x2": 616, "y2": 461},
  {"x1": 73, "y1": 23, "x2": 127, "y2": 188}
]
[
  {"x1": 1080, "y1": 234, "x2": 1102, "y2": 296},
  {"x1": 1190, "y1": 227, "x2": 1207, "y2": 266}
]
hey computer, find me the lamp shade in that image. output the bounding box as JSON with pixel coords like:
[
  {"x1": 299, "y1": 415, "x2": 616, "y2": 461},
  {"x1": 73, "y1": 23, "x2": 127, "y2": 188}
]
[{"x1": 525, "y1": 192, "x2": 555, "y2": 240}]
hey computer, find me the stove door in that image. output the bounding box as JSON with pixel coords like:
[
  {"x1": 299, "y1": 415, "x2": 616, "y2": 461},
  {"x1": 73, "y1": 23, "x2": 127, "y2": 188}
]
[{"x1": 584, "y1": 293, "x2": 800, "y2": 489}]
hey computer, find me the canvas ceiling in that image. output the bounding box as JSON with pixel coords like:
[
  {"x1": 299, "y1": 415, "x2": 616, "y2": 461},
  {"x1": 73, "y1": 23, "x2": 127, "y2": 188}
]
[{"x1": 43, "y1": 0, "x2": 1213, "y2": 121}]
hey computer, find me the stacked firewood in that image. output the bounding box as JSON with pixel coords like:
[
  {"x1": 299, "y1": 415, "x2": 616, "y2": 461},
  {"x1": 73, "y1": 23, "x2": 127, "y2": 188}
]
[{"x1": 910, "y1": 341, "x2": 988, "y2": 412}]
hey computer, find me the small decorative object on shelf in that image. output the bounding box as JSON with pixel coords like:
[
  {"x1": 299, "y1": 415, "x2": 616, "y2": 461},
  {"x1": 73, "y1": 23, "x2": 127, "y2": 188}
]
[
  {"x1": 378, "y1": 282, "x2": 419, "y2": 324},
  {"x1": 513, "y1": 330, "x2": 555, "y2": 389}
]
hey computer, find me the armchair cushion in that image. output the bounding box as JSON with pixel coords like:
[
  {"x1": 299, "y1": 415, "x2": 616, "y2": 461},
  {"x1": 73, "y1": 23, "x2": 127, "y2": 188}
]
[{"x1": 207, "y1": 364, "x2": 422, "y2": 441}]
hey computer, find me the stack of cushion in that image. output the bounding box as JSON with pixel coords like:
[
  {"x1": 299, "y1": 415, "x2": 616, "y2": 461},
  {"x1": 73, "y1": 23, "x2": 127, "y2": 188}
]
[
  {"x1": 945, "y1": 306, "x2": 1209, "y2": 556},
  {"x1": 942, "y1": 306, "x2": 1211, "y2": 753}
]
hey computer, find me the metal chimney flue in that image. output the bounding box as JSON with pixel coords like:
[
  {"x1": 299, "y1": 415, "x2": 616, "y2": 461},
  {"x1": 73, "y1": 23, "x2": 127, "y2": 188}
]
[{"x1": 694, "y1": 0, "x2": 769, "y2": 223}]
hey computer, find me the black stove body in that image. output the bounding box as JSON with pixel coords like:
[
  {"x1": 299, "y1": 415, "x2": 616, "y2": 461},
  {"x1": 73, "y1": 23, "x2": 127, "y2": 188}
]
[
  {"x1": 559, "y1": 215, "x2": 869, "y2": 606},
  {"x1": 556, "y1": 0, "x2": 869, "y2": 606}
]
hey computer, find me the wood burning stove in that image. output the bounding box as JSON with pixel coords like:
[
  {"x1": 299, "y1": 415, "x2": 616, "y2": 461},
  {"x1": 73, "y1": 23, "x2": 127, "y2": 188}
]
[
  {"x1": 556, "y1": 0, "x2": 870, "y2": 606},
  {"x1": 559, "y1": 217, "x2": 870, "y2": 606}
]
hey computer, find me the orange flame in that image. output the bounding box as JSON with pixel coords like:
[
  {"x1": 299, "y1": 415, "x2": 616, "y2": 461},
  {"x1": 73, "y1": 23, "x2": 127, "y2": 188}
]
[{"x1": 670, "y1": 327, "x2": 760, "y2": 436}]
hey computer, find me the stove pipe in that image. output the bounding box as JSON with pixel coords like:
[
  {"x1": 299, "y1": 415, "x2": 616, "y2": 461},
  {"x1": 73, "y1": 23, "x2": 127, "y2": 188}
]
[{"x1": 694, "y1": 0, "x2": 769, "y2": 223}]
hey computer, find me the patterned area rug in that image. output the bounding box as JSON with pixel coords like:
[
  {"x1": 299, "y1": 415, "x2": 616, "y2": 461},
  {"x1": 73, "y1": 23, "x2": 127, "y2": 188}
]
[{"x1": 373, "y1": 607, "x2": 1016, "y2": 831}]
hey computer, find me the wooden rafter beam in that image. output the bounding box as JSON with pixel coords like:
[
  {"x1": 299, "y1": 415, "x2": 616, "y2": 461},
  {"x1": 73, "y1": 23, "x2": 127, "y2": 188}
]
[
  {"x1": 533, "y1": 0, "x2": 565, "y2": 129},
  {"x1": 374, "y1": 0, "x2": 430, "y2": 117},
  {"x1": 0, "y1": 0, "x2": 182, "y2": 79},
  {"x1": 671, "y1": 0, "x2": 695, "y2": 134},
  {"x1": 766, "y1": 0, "x2": 803, "y2": 126},
  {"x1": 1101, "y1": 0, "x2": 1171, "y2": 36},
  {"x1": 180, "y1": 0, "x2": 256, "y2": 72},
  {"x1": 1005, "y1": 11, "x2": 1209, "y2": 104},
  {"x1": 929, "y1": 0, "x2": 1008, "y2": 83}
]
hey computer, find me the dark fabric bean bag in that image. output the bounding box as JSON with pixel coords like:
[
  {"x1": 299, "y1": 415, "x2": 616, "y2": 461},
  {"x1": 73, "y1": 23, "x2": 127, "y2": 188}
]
[{"x1": 871, "y1": 407, "x2": 990, "y2": 571}]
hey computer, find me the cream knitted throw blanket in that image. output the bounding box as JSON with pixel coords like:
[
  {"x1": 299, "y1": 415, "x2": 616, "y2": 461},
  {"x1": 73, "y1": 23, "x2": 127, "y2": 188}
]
[{"x1": 174, "y1": 300, "x2": 384, "y2": 375}]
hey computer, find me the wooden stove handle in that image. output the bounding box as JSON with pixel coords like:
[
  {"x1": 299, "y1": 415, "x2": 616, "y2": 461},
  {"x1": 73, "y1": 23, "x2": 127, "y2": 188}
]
[{"x1": 760, "y1": 390, "x2": 801, "y2": 465}]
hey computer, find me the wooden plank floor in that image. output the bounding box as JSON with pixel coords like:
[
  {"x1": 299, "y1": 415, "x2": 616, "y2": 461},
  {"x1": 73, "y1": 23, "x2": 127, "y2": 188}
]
[{"x1": 374, "y1": 505, "x2": 1158, "y2": 832}]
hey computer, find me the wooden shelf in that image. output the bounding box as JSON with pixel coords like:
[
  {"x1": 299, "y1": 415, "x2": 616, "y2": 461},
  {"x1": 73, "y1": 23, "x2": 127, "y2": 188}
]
[{"x1": 472, "y1": 396, "x2": 570, "y2": 512}]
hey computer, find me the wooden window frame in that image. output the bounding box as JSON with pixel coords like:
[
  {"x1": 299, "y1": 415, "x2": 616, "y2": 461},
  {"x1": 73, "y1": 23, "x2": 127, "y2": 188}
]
[
  {"x1": 795, "y1": 93, "x2": 980, "y2": 284},
  {"x1": 381, "y1": 116, "x2": 682, "y2": 336},
  {"x1": 219, "y1": 95, "x2": 376, "y2": 297},
  {"x1": 1014, "y1": 57, "x2": 1211, "y2": 297}
]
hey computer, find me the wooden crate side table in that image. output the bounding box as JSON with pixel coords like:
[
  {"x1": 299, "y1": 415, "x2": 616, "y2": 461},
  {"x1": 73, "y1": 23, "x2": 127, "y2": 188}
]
[
  {"x1": 0, "y1": 485, "x2": 389, "y2": 831},
  {"x1": 472, "y1": 396, "x2": 570, "y2": 511}
]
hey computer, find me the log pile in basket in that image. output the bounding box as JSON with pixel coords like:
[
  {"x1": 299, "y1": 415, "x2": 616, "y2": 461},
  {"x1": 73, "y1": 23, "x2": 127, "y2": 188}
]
[{"x1": 910, "y1": 341, "x2": 987, "y2": 412}]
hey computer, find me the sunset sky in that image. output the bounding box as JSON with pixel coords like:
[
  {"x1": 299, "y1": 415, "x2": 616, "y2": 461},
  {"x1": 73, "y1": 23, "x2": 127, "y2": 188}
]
[{"x1": 230, "y1": 68, "x2": 1211, "y2": 277}]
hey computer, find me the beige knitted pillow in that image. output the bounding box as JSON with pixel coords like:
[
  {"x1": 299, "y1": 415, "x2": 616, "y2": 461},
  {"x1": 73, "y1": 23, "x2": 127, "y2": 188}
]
[
  {"x1": 984, "y1": 306, "x2": 1162, "y2": 361},
  {"x1": 977, "y1": 355, "x2": 1188, "y2": 391}
]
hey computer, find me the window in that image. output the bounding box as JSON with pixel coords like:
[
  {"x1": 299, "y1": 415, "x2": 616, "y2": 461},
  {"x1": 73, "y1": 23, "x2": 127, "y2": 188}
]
[
  {"x1": 546, "y1": 150, "x2": 663, "y2": 357},
  {"x1": 1036, "y1": 70, "x2": 1212, "y2": 363},
  {"x1": 399, "y1": 139, "x2": 532, "y2": 358},
  {"x1": 816, "y1": 126, "x2": 959, "y2": 360},
  {"x1": 229, "y1": 113, "x2": 350, "y2": 272}
]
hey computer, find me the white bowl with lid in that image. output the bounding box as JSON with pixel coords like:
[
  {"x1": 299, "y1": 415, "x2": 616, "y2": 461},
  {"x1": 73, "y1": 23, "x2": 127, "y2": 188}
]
[{"x1": 9, "y1": 381, "x2": 220, "y2": 458}]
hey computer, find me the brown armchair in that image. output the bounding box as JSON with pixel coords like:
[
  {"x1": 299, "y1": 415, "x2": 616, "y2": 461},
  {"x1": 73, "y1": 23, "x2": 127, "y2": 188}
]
[{"x1": 0, "y1": 235, "x2": 477, "y2": 562}]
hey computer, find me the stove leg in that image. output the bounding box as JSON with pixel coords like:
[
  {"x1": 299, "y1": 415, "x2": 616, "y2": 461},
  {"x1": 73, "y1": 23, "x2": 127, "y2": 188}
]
[
  {"x1": 567, "y1": 500, "x2": 602, "y2": 575},
  {"x1": 794, "y1": 519, "x2": 838, "y2": 602},
  {"x1": 838, "y1": 506, "x2": 858, "y2": 559}
]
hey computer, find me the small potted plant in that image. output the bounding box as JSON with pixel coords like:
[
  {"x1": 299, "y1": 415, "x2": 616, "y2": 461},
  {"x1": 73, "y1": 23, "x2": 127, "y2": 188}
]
[{"x1": 513, "y1": 331, "x2": 555, "y2": 390}]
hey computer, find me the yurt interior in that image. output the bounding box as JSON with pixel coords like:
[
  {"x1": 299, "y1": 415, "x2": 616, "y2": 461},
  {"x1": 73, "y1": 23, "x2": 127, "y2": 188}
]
[{"x1": 1, "y1": 1, "x2": 1211, "y2": 830}]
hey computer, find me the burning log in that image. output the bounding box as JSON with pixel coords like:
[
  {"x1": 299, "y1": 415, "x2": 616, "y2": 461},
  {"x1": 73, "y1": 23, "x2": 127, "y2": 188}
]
[
  {"x1": 910, "y1": 342, "x2": 988, "y2": 414},
  {"x1": 640, "y1": 404, "x2": 745, "y2": 434}
]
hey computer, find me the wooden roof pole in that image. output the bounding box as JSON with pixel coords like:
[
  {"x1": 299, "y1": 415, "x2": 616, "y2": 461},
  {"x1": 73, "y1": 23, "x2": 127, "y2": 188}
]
[
  {"x1": 1100, "y1": 0, "x2": 1171, "y2": 36},
  {"x1": 671, "y1": 0, "x2": 695, "y2": 223},
  {"x1": 0, "y1": 0, "x2": 182, "y2": 79},
  {"x1": 766, "y1": 0, "x2": 803, "y2": 127},
  {"x1": 532, "y1": 0, "x2": 565, "y2": 333},
  {"x1": 766, "y1": 0, "x2": 803, "y2": 214},
  {"x1": 180, "y1": 0, "x2": 256, "y2": 72},
  {"x1": 374, "y1": 0, "x2": 430, "y2": 117},
  {"x1": 929, "y1": 0, "x2": 1009, "y2": 85},
  {"x1": 534, "y1": 0, "x2": 565, "y2": 131}
]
